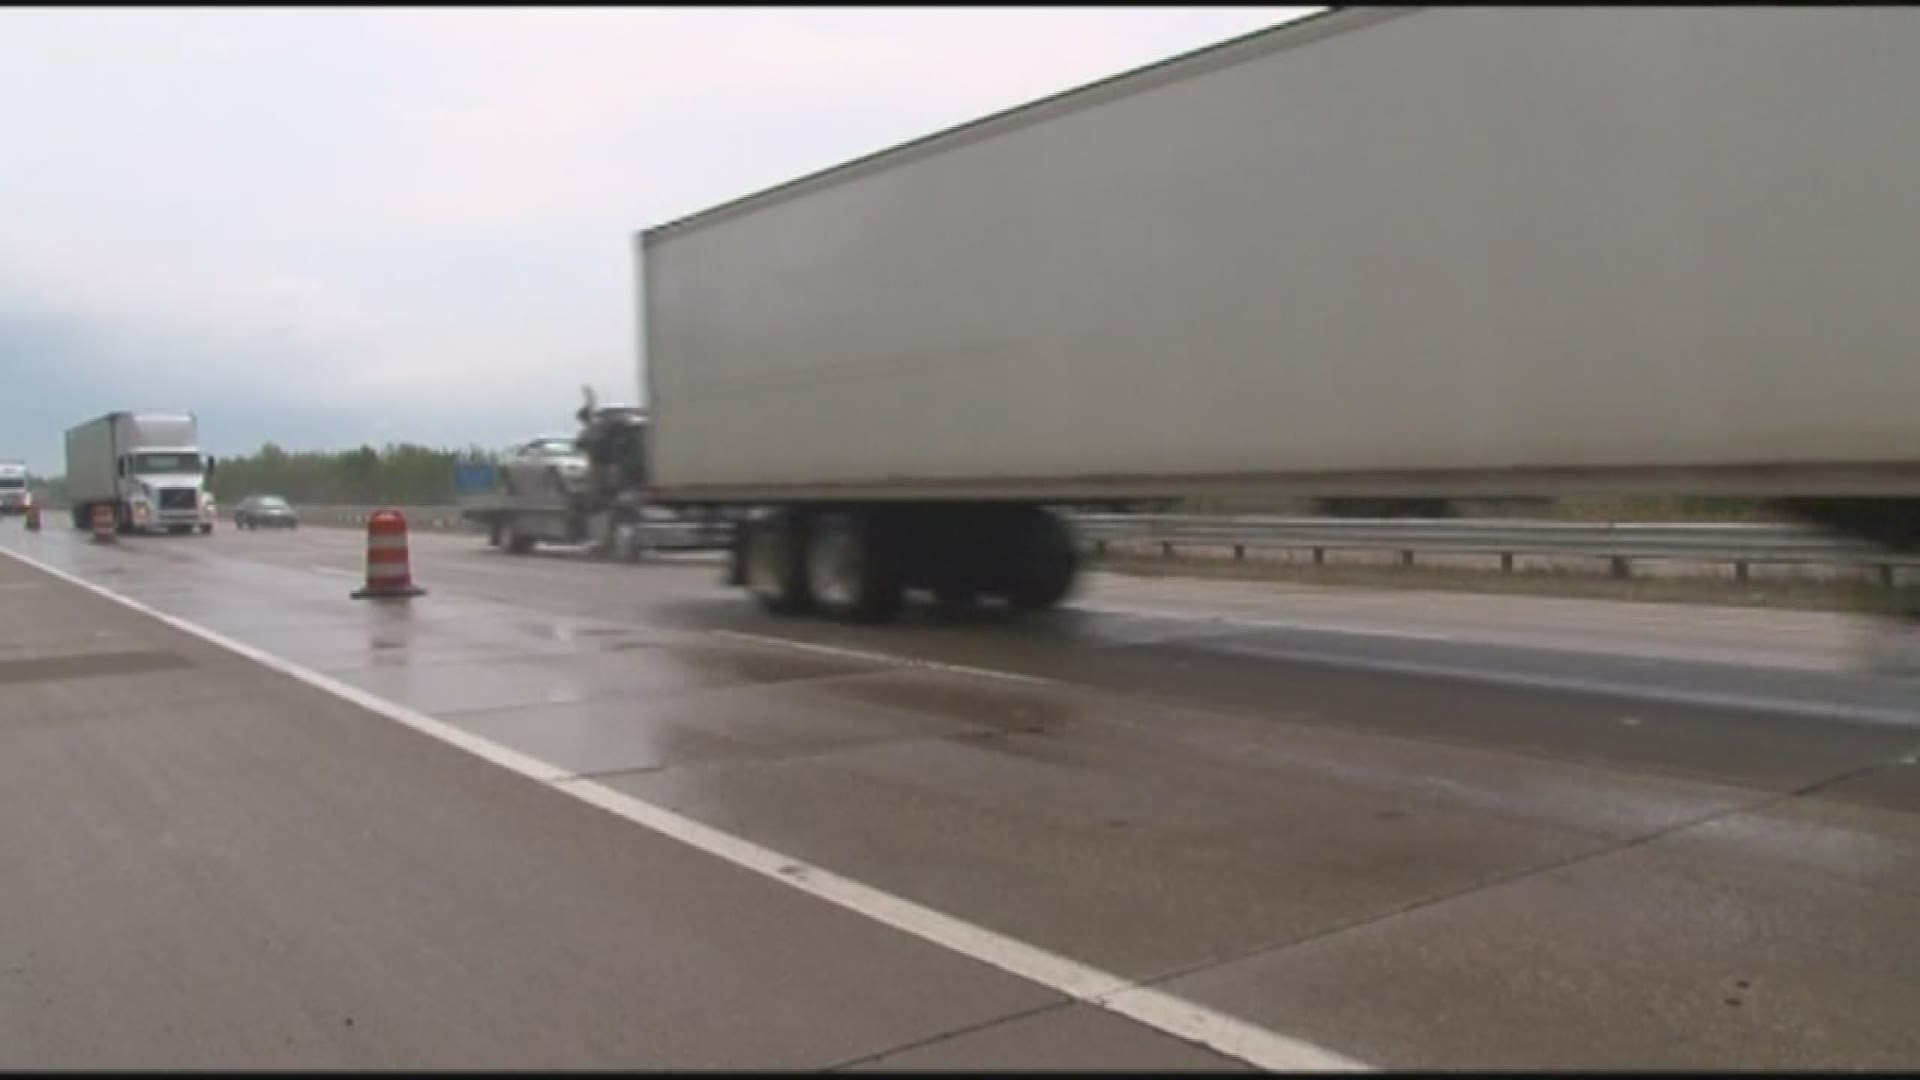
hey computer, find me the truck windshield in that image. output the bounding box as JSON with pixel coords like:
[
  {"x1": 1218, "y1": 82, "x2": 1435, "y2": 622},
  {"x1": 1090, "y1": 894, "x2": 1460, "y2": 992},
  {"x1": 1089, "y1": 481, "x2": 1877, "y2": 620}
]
[
  {"x1": 132, "y1": 453, "x2": 203, "y2": 474},
  {"x1": 0, "y1": 476, "x2": 24, "y2": 489}
]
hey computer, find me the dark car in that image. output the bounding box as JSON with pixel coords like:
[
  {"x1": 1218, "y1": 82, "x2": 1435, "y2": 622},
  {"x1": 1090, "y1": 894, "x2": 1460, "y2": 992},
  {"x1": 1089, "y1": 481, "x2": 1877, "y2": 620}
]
[{"x1": 235, "y1": 495, "x2": 299, "y2": 530}]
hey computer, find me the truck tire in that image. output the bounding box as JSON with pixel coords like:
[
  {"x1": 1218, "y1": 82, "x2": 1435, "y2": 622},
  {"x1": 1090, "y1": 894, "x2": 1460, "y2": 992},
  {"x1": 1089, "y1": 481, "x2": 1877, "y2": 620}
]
[
  {"x1": 743, "y1": 509, "x2": 814, "y2": 616},
  {"x1": 805, "y1": 510, "x2": 903, "y2": 624},
  {"x1": 502, "y1": 520, "x2": 535, "y2": 555},
  {"x1": 726, "y1": 528, "x2": 749, "y2": 586},
  {"x1": 927, "y1": 524, "x2": 984, "y2": 619},
  {"x1": 1004, "y1": 508, "x2": 1078, "y2": 613},
  {"x1": 930, "y1": 572, "x2": 981, "y2": 619}
]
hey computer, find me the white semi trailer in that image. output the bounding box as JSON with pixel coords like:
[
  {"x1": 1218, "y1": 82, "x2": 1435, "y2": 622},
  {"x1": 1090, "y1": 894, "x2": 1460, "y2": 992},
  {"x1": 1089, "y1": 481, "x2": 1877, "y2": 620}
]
[
  {"x1": 64, "y1": 412, "x2": 217, "y2": 535},
  {"x1": 635, "y1": 6, "x2": 1920, "y2": 622}
]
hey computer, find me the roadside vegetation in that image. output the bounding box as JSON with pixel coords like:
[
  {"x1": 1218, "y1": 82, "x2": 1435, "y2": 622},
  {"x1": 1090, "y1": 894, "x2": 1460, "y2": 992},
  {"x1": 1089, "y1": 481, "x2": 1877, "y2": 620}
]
[{"x1": 205, "y1": 443, "x2": 497, "y2": 506}]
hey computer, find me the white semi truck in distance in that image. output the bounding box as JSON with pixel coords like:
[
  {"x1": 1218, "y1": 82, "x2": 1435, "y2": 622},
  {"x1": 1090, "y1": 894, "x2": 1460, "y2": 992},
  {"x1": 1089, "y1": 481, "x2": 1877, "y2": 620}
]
[
  {"x1": 635, "y1": 7, "x2": 1920, "y2": 623},
  {"x1": 0, "y1": 459, "x2": 29, "y2": 517},
  {"x1": 64, "y1": 412, "x2": 217, "y2": 535}
]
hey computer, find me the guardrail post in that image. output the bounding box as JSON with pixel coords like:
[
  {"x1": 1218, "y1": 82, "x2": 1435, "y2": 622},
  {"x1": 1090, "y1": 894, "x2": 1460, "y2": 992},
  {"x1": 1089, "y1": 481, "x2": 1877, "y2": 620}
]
[
  {"x1": 1734, "y1": 561, "x2": 1749, "y2": 583},
  {"x1": 1233, "y1": 544, "x2": 1244, "y2": 561},
  {"x1": 1400, "y1": 550, "x2": 1414, "y2": 568},
  {"x1": 1610, "y1": 556, "x2": 1630, "y2": 580},
  {"x1": 1882, "y1": 565, "x2": 1897, "y2": 589},
  {"x1": 1162, "y1": 541, "x2": 1175, "y2": 558},
  {"x1": 1500, "y1": 552, "x2": 1513, "y2": 574},
  {"x1": 1093, "y1": 539, "x2": 1107, "y2": 558}
]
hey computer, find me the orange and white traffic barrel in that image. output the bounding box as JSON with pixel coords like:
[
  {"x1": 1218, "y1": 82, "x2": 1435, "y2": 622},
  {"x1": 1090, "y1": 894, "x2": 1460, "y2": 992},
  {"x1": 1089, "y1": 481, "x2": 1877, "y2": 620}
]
[
  {"x1": 90, "y1": 503, "x2": 116, "y2": 543},
  {"x1": 352, "y1": 509, "x2": 426, "y2": 599},
  {"x1": 24, "y1": 501, "x2": 40, "y2": 531}
]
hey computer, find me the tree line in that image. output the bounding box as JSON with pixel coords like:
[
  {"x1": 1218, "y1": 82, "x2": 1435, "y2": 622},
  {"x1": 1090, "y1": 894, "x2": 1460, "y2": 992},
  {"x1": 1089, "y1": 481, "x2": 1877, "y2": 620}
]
[{"x1": 206, "y1": 443, "x2": 496, "y2": 506}]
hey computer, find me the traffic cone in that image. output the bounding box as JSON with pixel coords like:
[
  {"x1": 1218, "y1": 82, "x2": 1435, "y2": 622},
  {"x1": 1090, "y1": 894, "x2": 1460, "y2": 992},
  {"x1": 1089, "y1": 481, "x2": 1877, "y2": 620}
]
[
  {"x1": 352, "y1": 509, "x2": 426, "y2": 599},
  {"x1": 90, "y1": 503, "x2": 116, "y2": 543},
  {"x1": 24, "y1": 502, "x2": 40, "y2": 531}
]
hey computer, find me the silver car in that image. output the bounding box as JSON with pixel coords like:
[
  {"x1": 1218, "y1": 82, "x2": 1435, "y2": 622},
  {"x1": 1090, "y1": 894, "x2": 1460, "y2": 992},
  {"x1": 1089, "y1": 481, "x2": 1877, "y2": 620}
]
[
  {"x1": 235, "y1": 495, "x2": 299, "y2": 530},
  {"x1": 500, "y1": 435, "x2": 590, "y2": 498}
]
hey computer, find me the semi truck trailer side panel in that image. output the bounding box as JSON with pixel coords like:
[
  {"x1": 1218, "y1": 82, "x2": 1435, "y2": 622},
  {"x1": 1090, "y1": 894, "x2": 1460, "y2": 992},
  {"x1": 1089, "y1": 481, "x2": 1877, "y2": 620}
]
[{"x1": 639, "y1": 7, "x2": 1920, "y2": 501}]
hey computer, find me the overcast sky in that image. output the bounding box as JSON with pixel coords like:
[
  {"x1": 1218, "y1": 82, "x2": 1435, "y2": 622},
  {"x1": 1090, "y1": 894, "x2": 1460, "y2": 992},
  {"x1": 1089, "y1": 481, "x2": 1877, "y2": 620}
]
[{"x1": 0, "y1": 6, "x2": 1317, "y2": 475}]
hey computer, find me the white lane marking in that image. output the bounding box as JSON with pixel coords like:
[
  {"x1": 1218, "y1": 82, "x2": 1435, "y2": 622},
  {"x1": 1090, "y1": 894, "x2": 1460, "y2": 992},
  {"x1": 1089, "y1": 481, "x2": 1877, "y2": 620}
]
[
  {"x1": 0, "y1": 544, "x2": 1365, "y2": 1073},
  {"x1": 1072, "y1": 601, "x2": 1459, "y2": 643},
  {"x1": 308, "y1": 565, "x2": 358, "y2": 578},
  {"x1": 710, "y1": 630, "x2": 1058, "y2": 688}
]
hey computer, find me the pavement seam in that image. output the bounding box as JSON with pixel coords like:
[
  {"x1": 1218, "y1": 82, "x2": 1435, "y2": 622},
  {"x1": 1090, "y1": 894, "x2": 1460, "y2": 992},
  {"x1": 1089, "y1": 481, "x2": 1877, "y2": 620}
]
[
  {"x1": 1102, "y1": 630, "x2": 1920, "y2": 729},
  {"x1": 743, "y1": 672, "x2": 1752, "y2": 851},
  {"x1": 418, "y1": 667, "x2": 906, "y2": 725},
  {"x1": 554, "y1": 718, "x2": 1018, "y2": 786},
  {"x1": 1110, "y1": 748, "x2": 1915, "y2": 1001},
  {"x1": 818, "y1": 999, "x2": 1085, "y2": 1073},
  {"x1": 563, "y1": 764, "x2": 668, "y2": 782},
  {"x1": 726, "y1": 623, "x2": 1866, "y2": 811},
  {"x1": 710, "y1": 629, "x2": 1060, "y2": 688}
]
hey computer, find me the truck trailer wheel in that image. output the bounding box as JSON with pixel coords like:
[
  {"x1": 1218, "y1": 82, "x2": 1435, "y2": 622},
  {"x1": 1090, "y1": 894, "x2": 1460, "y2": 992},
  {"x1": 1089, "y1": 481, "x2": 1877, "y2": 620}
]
[
  {"x1": 501, "y1": 520, "x2": 535, "y2": 555},
  {"x1": 743, "y1": 510, "x2": 814, "y2": 616},
  {"x1": 1004, "y1": 507, "x2": 1078, "y2": 613},
  {"x1": 726, "y1": 528, "x2": 749, "y2": 586},
  {"x1": 930, "y1": 572, "x2": 982, "y2": 619},
  {"x1": 805, "y1": 510, "x2": 903, "y2": 624}
]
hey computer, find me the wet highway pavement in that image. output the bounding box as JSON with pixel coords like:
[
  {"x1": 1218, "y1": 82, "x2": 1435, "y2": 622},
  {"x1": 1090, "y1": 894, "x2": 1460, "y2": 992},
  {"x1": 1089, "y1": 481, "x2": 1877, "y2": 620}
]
[{"x1": 4, "y1": 520, "x2": 1919, "y2": 1069}]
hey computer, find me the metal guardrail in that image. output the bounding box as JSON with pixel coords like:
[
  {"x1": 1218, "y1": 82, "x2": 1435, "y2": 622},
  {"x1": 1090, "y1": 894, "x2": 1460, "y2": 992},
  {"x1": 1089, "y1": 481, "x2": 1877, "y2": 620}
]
[
  {"x1": 285, "y1": 506, "x2": 1920, "y2": 584},
  {"x1": 1072, "y1": 514, "x2": 1920, "y2": 584},
  {"x1": 284, "y1": 505, "x2": 728, "y2": 553},
  {"x1": 290, "y1": 506, "x2": 474, "y2": 532}
]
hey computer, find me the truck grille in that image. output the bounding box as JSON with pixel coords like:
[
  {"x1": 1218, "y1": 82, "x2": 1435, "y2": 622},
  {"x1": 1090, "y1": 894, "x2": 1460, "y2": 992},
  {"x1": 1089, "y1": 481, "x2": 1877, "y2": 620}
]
[{"x1": 158, "y1": 488, "x2": 199, "y2": 511}]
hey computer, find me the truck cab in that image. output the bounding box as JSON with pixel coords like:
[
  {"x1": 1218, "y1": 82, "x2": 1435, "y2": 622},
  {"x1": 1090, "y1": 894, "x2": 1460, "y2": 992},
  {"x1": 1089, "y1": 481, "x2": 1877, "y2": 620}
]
[
  {"x1": 0, "y1": 460, "x2": 30, "y2": 516},
  {"x1": 119, "y1": 447, "x2": 217, "y2": 534}
]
